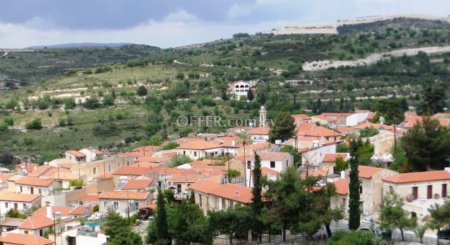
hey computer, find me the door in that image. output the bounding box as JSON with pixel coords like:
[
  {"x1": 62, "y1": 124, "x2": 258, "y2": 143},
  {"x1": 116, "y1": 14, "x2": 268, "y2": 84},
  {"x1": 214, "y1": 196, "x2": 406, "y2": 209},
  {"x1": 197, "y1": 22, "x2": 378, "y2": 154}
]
[
  {"x1": 427, "y1": 185, "x2": 433, "y2": 199},
  {"x1": 443, "y1": 184, "x2": 447, "y2": 198},
  {"x1": 412, "y1": 187, "x2": 418, "y2": 200}
]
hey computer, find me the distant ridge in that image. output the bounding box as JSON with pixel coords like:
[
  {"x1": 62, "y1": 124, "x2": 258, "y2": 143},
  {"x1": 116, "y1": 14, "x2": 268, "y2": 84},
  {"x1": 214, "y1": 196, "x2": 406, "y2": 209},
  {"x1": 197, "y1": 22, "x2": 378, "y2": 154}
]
[{"x1": 29, "y1": 42, "x2": 133, "y2": 49}]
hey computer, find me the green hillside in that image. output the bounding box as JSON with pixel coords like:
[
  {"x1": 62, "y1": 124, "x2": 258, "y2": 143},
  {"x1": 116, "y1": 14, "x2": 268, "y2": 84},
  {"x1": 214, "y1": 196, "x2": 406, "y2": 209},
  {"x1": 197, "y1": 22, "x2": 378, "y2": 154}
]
[{"x1": 0, "y1": 17, "x2": 449, "y2": 164}]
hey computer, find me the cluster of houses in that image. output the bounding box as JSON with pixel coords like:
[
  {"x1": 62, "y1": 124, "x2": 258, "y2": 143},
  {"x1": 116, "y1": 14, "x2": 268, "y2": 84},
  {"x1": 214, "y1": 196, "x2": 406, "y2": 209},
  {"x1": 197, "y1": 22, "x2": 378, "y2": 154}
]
[{"x1": 0, "y1": 107, "x2": 448, "y2": 244}]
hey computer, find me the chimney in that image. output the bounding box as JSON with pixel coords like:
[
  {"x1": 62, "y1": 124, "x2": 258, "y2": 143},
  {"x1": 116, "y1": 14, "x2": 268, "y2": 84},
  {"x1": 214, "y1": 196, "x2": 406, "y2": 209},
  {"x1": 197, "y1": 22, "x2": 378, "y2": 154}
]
[{"x1": 46, "y1": 206, "x2": 52, "y2": 218}]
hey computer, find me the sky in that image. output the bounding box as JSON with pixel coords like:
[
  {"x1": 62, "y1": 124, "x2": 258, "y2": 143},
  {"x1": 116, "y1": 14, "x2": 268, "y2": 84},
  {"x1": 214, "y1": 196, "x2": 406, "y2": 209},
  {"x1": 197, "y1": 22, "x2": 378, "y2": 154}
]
[{"x1": 0, "y1": 0, "x2": 449, "y2": 49}]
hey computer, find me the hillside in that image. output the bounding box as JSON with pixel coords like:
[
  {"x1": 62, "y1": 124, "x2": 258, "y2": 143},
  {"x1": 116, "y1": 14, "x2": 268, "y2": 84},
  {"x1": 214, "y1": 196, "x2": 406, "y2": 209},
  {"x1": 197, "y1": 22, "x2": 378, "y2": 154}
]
[{"x1": 0, "y1": 17, "x2": 449, "y2": 164}]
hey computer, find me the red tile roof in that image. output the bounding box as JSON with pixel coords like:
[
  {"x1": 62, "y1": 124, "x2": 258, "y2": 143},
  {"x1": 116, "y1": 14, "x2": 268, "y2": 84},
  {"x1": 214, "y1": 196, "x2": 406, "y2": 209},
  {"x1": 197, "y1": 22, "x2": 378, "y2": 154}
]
[
  {"x1": 16, "y1": 176, "x2": 55, "y2": 187},
  {"x1": 19, "y1": 215, "x2": 54, "y2": 230},
  {"x1": 0, "y1": 233, "x2": 54, "y2": 245},
  {"x1": 66, "y1": 150, "x2": 85, "y2": 158},
  {"x1": 33, "y1": 206, "x2": 88, "y2": 217},
  {"x1": 323, "y1": 153, "x2": 349, "y2": 162},
  {"x1": 113, "y1": 166, "x2": 153, "y2": 176},
  {"x1": 99, "y1": 191, "x2": 149, "y2": 200},
  {"x1": 122, "y1": 179, "x2": 153, "y2": 190},
  {"x1": 334, "y1": 178, "x2": 349, "y2": 196},
  {"x1": 248, "y1": 127, "x2": 270, "y2": 135},
  {"x1": 189, "y1": 180, "x2": 253, "y2": 204},
  {"x1": 0, "y1": 191, "x2": 40, "y2": 202},
  {"x1": 79, "y1": 194, "x2": 99, "y2": 202},
  {"x1": 176, "y1": 140, "x2": 221, "y2": 150},
  {"x1": 383, "y1": 170, "x2": 450, "y2": 184},
  {"x1": 358, "y1": 165, "x2": 384, "y2": 179}
]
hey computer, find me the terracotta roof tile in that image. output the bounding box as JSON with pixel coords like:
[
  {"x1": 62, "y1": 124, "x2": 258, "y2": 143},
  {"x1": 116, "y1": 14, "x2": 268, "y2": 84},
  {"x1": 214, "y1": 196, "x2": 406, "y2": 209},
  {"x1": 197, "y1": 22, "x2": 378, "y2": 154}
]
[
  {"x1": 333, "y1": 178, "x2": 349, "y2": 196},
  {"x1": 189, "y1": 180, "x2": 253, "y2": 204},
  {"x1": 113, "y1": 166, "x2": 153, "y2": 176},
  {"x1": 323, "y1": 153, "x2": 349, "y2": 162},
  {"x1": 79, "y1": 194, "x2": 99, "y2": 202},
  {"x1": 16, "y1": 176, "x2": 55, "y2": 187},
  {"x1": 19, "y1": 215, "x2": 54, "y2": 230},
  {"x1": 0, "y1": 191, "x2": 40, "y2": 202},
  {"x1": 176, "y1": 140, "x2": 221, "y2": 150},
  {"x1": 248, "y1": 127, "x2": 270, "y2": 135},
  {"x1": 122, "y1": 179, "x2": 153, "y2": 190},
  {"x1": 66, "y1": 150, "x2": 85, "y2": 158},
  {"x1": 0, "y1": 233, "x2": 53, "y2": 245},
  {"x1": 358, "y1": 165, "x2": 384, "y2": 179},
  {"x1": 99, "y1": 191, "x2": 149, "y2": 200},
  {"x1": 383, "y1": 170, "x2": 450, "y2": 184}
]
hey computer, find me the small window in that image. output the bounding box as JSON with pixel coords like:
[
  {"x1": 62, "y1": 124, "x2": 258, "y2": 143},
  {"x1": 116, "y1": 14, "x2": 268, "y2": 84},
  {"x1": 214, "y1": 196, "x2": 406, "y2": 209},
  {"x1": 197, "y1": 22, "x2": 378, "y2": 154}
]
[
  {"x1": 5, "y1": 202, "x2": 8, "y2": 208},
  {"x1": 93, "y1": 168, "x2": 96, "y2": 175},
  {"x1": 359, "y1": 184, "x2": 363, "y2": 194},
  {"x1": 194, "y1": 152, "x2": 197, "y2": 157},
  {"x1": 113, "y1": 202, "x2": 119, "y2": 210},
  {"x1": 270, "y1": 161, "x2": 276, "y2": 168},
  {"x1": 247, "y1": 161, "x2": 251, "y2": 169},
  {"x1": 198, "y1": 194, "x2": 202, "y2": 207},
  {"x1": 389, "y1": 186, "x2": 393, "y2": 192}
]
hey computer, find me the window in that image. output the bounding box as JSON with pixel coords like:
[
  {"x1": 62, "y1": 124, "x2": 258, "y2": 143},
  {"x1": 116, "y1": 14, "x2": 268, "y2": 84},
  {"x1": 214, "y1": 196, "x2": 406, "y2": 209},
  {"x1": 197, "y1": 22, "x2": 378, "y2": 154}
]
[
  {"x1": 359, "y1": 183, "x2": 363, "y2": 194},
  {"x1": 23, "y1": 204, "x2": 27, "y2": 209},
  {"x1": 30, "y1": 187, "x2": 34, "y2": 194},
  {"x1": 442, "y1": 184, "x2": 447, "y2": 198},
  {"x1": 247, "y1": 161, "x2": 251, "y2": 169},
  {"x1": 198, "y1": 194, "x2": 202, "y2": 207},
  {"x1": 24, "y1": 231, "x2": 28, "y2": 234},
  {"x1": 427, "y1": 185, "x2": 433, "y2": 199},
  {"x1": 113, "y1": 201, "x2": 119, "y2": 210},
  {"x1": 411, "y1": 212, "x2": 417, "y2": 218},
  {"x1": 38, "y1": 189, "x2": 41, "y2": 194},
  {"x1": 389, "y1": 186, "x2": 393, "y2": 192},
  {"x1": 270, "y1": 161, "x2": 276, "y2": 168},
  {"x1": 412, "y1": 186, "x2": 418, "y2": 200},
  {"x1": 183, "y1": 151, "x2": 186, "y2": 155},
  {"x1": 194, "y1": 151, "x2": 197, "y2": 157},
  {"x1": 20, "y1": 186, "x2": 23, "y2": 192},
  {"x1": 14, "y1": 203, "x2": 18, "y2": 210},
  {"x1": 93, "y1": 168, "x2": 96, "y2": 175},
  {"x1": 5, "y1": 202, "x2": 8, "y2": 208}
]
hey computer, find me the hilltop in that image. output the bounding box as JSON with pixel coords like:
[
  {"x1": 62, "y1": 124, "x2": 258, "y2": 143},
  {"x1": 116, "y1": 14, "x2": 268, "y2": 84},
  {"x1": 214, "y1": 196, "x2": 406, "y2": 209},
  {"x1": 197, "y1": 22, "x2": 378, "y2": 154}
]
[{"x1": 0, "y1": 17, "x2": 449, "y2": 163}]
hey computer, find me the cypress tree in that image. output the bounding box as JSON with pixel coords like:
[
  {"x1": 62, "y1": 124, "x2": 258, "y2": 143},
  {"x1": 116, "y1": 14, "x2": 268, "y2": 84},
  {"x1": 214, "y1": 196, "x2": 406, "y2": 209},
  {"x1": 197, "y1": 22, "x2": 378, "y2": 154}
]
[
  {"x1": 349, "y1": 137, "x2": 362, "y2": 230},
  {"x1": 252, "y1": 152, "x2": 263, "y2": 241},
  {"x1": 155, "y1": 184, "x2": 170, "y2": 244}
]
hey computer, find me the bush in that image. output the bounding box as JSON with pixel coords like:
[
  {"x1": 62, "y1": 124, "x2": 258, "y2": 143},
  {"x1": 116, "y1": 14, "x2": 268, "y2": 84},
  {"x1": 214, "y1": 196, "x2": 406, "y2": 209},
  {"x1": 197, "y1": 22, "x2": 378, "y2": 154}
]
[
  {"x1": 83, "y1": 97, "x2": 100, "y2": 109},
  {"x1": 3, "y1": 117, "x2": 14, "y2": 126},
  {"x1": 162, "y1": 142, "x2": 180, "y2": 150},
  {"x1": 70, "y1": 179, "x2": 84, "y2": 189},
  {"x1": 327, "y1": 230, "x2": 374, "y2": 245},
  {"x1": 26, "y1": 118, "x2": 42, "y2": 130},
  {"x1": 137, "y1": 86, "x2": 148, "y2": 96},
  {"x1": 63, "y1": 98, "x2": 76, "y2": 110},
  {"x1": 0, "y1": 122, "x2": 8, "y2": 131},
  {"x1": 170, "y1": 155, "x2": 192, "y2": 167}
]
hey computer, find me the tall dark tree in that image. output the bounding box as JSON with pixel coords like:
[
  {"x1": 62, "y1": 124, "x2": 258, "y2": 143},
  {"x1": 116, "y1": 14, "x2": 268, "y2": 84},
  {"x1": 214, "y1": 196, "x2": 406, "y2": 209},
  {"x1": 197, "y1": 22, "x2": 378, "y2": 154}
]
[
  {"x1": 419, "y1": 83, "x2": 447, "y2": 115},
  {"x1": 348, "y1": 137, "x2": 362, "y2": 230},
  {"x1": 269, "y1": 112, "x2": 296, "y2": 143},
  {"x1": 247, "y1": 89, "x2": 255, "y2": 101},
  {"x1": 154, "y1": 185, "x2": 170, "y2": 244},
  {"x1": 401, "y1": 117, "x2": 450, "y2": 171},
  {"x1": 252, "y1": 152, "x2": 263, "y2": 242},
  {"x1": 104, "y1": 210, "x2": 142, "y2": 245},
  {"x1": 137, "y1": 85, "x2": 148, "y2": 96}
]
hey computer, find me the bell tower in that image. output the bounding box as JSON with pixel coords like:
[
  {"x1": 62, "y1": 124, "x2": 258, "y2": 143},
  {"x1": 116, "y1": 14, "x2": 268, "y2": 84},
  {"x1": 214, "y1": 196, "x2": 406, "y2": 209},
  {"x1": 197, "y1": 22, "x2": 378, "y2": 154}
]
[{"x1": 259, "y1": 105, "x2": 267, "y2": 127}]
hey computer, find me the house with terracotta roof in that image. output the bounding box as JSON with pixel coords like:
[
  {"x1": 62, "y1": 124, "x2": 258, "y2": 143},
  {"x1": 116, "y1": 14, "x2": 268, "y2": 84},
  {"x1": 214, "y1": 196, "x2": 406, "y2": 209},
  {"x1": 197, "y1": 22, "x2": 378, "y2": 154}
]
[
  {"x1": 99, "y1": 191, "x2": 152, "y2": 217},
  {"x1": 79, "y1": 147, "x2": 105, "y2": 162},
  {"x1": 322, "y1": 153, "x2": 350, "y2": 174},
  {"x1": 121, "y1": 178, "x2": 154, "y2": 192},
  {"x1": 247, "y1": 127, "x2": 270, "y2": 143},
  {"x1": 18, "y1": 214, "x2": 54, "y2": 237},
  {"x1": 292, "y1": 114, "x2": 311, "y2": 126},
  {"x1": 189, "y1": 179, "x2": 253, "y2": 214},
  {"x1": 227, "y1": 152, "x2": 293, "y2": 187},
  {"x1": 15, "y1": 163, "x2": 39, "y2": 175},
  {"x1": 358, "y1": 165, "x2": 398, "y2": 218},
  {"x1": 0, "y1": 232, "x2": 54, "y2": 245},
  {"x1": 300, "y1": 142, "x2": 337, "y2": 166},
  {"x1": 176, "y1": 138, "x2": 238, "y2": 160},
  {"x1": 330, "y1": 178, "x2": 349, "y2": 217},
  {"x1": 0, "y1": 191, "x2": 41, "y2": 217},
  {"x1": 382, "y1": 168, "x2": 450, "y2": 219},
  {"x1": 65, "y1": 150, "x2": 86, "y2": 163},
  {"x1": 15, "y1": 177, "x2": 60, "y2": 196}
]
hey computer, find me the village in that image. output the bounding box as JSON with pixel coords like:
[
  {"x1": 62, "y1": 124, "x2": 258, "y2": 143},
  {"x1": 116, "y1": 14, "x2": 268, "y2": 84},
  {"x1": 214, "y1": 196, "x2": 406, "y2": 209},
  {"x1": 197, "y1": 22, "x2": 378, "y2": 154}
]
[{"x1": 0, "y1": 99, "x2": 449, "y2": 244}]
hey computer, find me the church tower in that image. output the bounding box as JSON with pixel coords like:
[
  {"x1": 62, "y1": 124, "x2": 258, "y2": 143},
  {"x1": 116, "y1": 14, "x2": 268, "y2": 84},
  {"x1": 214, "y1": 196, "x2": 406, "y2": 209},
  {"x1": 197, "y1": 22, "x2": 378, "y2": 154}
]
[{"x1": 259, "y1": 105, "x2": 267, "y2": 127}]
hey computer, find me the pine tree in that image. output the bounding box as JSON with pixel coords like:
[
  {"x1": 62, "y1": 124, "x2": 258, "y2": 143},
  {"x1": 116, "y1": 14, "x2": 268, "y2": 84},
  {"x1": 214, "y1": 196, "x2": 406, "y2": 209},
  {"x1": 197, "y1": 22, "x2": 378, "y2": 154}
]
[
  {"x1": 348, "y1": 137, "x2": 362, "y2": 230},
  {"x1": 155, "y1": 185, "x2": 170, "y2": 244},
  {"x1": 252, "y1": 152, "x2": 263, "y2": 241},
  {"x1": 269, "y1": 112, "x2": 296, "y2": 143}
]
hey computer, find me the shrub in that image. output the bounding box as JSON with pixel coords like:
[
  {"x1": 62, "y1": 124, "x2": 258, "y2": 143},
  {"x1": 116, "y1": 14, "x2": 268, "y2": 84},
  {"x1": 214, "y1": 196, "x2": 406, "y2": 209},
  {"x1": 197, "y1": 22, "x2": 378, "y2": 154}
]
[
  {"x1": 136, "y1": 86, "x2": 148, "y2": 96},
  {"x1": 26, "y1": 118, "x2": 42, "y2": 130},
  {"x1": 0, "y1": 123, "x2": 8, "y2": 131},
  {"x1": 3, "y1": 117, "x2": 14, "y2": 126}
]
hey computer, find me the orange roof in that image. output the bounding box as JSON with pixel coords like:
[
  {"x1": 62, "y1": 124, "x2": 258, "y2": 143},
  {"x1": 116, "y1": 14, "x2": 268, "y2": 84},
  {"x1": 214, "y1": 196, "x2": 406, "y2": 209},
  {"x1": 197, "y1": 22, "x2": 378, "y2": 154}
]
[
  {"x1": 169, "y1": 174, "x2": 203, "y2": 183},
  {"x1": 176, "y1": 139, "x2": 222, "y2": 150},
  {"x1": 189, "y1": 180, "x2": 253, "y2": 204},
  {"x1": 99, "y1": 191, "x2": 149, "y2": 200},
  {"x1": 358, "y1": 165, "x2": 384, "y2": 179},
  {"x1": 122, "y1": 179, "x2": 153, "y2": 190},
  {"x1": 79, "y1": 194, "x2": 99, "y2": 202},
  {"x1": 28, "y1": 166, "x2": 55, "y2": 177},
  {"x1": 33, "y1": 206, "x2": 88, "y2": 217},
  {"x1": 16, "y1": 176, "x2": 55, "y2": 187},
  {"x1": 0, "y1": 191, "x2": 40, "y2": 202},
  {"x1": 334, "y1": 178, "x2": 349, "y2": 196},
  {"x1": 261, "y1": 167, "x2": 280, "y2": 176},
  {"x1": 323, "y1": 153, "x2": 349, "y2": 162},
  {"x1": 66, "y1": 150, "x2": 85, "y2": 158},
  {"x1": 248, "y1": 127, "x2": 270, "y2": 135},
  {"x1": 309, "y1": 167, "x2": 330, "y2": 177},
  {"x1": 113, "y1": 166, "x2": 153, "y2": 176},
  {"x1": 355, "y1": 122, "x2": 393, "y2": 130},
  {"x1": 336, "y1": 126, "x2": 356, "y2": 133},
  {"x1": 383, "y1": 170, "x2": 450, "y2": 184},
  {"x1": 0, "y1": 233, "x2": 53, "y2": 245},
  {"x1": 19, "y1": 215, "x2": 54, "y2": 230}
]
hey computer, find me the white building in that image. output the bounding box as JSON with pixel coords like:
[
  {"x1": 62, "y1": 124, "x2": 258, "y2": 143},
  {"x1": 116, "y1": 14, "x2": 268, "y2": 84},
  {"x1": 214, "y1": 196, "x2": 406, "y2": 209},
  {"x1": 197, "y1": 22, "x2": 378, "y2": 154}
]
[
  {"x1": 0, "y1": 191, "x2": 41, "y2": 216},
  {"x1": 99, "y1": 191, "x2": 152, "y2": 217},
  {"x1": 228, "y1": 80, "x2": 258, "y2": 100}
]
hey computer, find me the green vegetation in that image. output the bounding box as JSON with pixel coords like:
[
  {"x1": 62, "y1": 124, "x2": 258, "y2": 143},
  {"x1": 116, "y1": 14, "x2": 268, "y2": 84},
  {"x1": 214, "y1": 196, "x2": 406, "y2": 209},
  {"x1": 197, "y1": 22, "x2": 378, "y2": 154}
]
[
  {"x1": 169, "y1": 155, "x2": 192, "y2": 167},
  {"x1": 269, "y1": 112, "x2": 296, "y2": 143},
  {"x1": 280, "y1": 145, "x2": 302, "y2": 167},
  {"x1": 380, "y1": 191, "x2": 416, "y2": 241},
  {"x1": 401, "y1": 117, "x2": 450, "y2": 171},
  {"x1": 103, "y1": 210, "x2": 143, "y2": 245},
  {"x1": 348, "y1": 137, "x2": 362, "y2": 230},
  {"x1": 327, "y1": 230, "x2": 374, "y2": 245}
]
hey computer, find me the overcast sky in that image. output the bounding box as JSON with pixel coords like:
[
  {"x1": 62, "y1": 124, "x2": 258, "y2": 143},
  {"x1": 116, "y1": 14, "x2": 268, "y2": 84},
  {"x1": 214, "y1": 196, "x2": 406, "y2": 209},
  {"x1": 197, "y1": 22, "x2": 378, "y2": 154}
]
[{"x1": 0, "y1": 0, "x2": 449, "y2": 48}]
